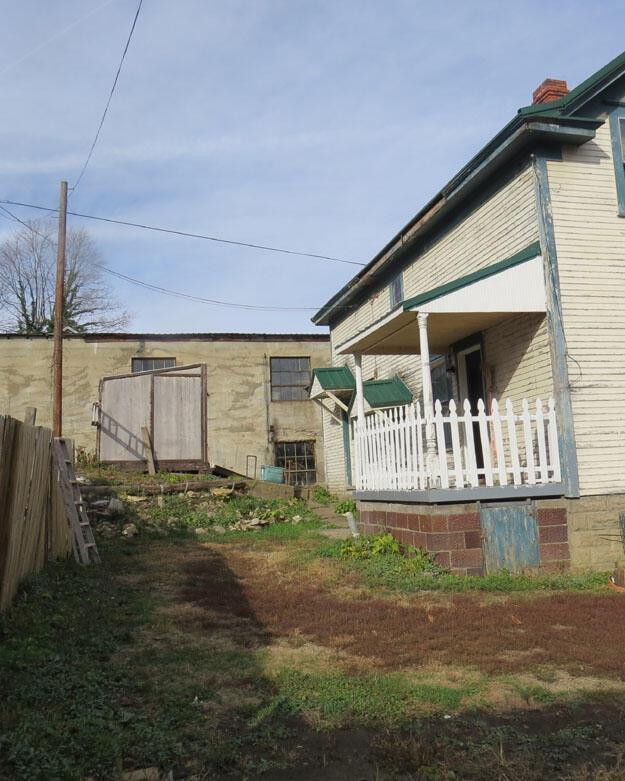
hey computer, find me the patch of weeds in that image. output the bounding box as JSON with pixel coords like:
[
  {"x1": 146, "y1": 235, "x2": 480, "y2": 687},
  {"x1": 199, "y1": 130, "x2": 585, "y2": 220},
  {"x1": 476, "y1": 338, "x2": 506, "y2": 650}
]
[
  {"x1": 318, "y1": 536, "x2": 608, "y2": 592},
  {"x1": 312, "y1": 486, "x2": 337, "y2": 505},
  {"x1": 510, "y1": 681, "x2": 558, "y2": 705},
  {"x1": 271, "y1": 669, "x2": 478, "y2": 728},
  {"x1": 335, "y1": 498, "x2": 358, "y2": 515},
  {"x1": 0, "y1": 550, "x2": 180, "y2": 780}
]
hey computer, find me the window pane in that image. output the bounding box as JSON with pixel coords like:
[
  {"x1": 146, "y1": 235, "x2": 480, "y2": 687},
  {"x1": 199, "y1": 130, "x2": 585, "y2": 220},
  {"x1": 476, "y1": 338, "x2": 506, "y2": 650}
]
[
  {"x1": 132, "y1": 357, "x2": 175, "y2": 373},
  {"x1": 270, "y1": 357, "x2": 310, "y2": 401},
  {"x1": 275, "y1": 440, "x2": 316, "y2": 485}
]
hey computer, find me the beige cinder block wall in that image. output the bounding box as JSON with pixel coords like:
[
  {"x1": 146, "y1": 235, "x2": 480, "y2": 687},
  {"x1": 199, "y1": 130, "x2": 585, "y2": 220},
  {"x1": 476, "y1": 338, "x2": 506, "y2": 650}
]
[{"x1": 0, "y1": 333, "x2": 331, "y2": 480}]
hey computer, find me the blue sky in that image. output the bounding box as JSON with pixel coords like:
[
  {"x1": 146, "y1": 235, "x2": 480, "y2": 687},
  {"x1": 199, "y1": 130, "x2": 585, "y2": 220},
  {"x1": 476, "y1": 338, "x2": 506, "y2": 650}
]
[{"x1": 1, "y1": 0, "x2": 624, "y2": 333}]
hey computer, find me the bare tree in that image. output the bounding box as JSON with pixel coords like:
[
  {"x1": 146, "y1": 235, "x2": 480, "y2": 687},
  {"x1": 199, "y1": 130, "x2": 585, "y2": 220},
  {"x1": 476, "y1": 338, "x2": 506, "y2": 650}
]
[{"x1": 0, "y1": 220, "x2": 130, "y2": 333}]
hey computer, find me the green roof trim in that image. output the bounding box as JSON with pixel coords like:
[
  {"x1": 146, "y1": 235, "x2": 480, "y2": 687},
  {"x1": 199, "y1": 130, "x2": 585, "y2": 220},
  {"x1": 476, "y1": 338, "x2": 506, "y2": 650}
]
[
  {"x1": 363, "y1": 376, "x2": 413, "y2": 408},
  {"x1": 312, "y1": 366, "x2": 356, "y2": 391},
  {"x1": 402, "y1": 241, "x2": 541, "y2": 312}
]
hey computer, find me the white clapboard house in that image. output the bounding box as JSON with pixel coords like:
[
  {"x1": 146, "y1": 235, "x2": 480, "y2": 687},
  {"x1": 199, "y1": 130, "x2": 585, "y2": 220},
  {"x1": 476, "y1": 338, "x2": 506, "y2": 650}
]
[{"x1": 310, "y1": 52, "x2": 625, "y2": 575}]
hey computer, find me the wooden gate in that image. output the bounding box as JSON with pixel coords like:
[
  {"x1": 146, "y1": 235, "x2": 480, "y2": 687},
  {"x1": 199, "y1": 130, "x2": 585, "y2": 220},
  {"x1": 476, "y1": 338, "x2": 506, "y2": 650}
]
[
  {"x1": 95, "y1": 364, "x2": 207, "y2": 470},
  {"x1": 480, "y1": 501, "x2": 539, "y2": 573}
]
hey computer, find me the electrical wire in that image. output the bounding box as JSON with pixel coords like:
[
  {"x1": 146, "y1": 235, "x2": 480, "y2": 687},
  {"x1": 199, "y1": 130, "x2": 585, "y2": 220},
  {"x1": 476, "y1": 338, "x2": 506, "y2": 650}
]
[
  {"x1": 71, "y1": 0, "x2": 143, "y2": 194},
  {"x1": 0, "y1": 198, "x2": 364, "y2": 265}
]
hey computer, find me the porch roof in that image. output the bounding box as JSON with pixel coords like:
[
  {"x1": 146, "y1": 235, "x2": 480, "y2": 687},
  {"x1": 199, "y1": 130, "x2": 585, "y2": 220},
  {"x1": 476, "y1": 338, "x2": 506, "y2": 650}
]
[
  {"x1": 336, "y1": 242, "x2": 546, "y2": 356},
  {"x1": 310, "y1": 368, "x2": 412, "y2": 410}
]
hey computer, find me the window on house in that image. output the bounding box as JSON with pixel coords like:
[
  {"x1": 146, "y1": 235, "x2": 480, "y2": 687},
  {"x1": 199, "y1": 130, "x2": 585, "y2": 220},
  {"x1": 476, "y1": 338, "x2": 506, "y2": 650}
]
[
  {"x1": 131, "y1": 357, "x2": 176, "y2": 373},
  {"x1": 389, "y1": 273, "x2": 404, "y2": 308},
  {"x1": 270, "y1": 357, "x2": 311, "y2": 401},
  {"x1": 275, "y1": 440, "x2": 316, "y2": 485},
  {"x1": 609, "y1": 110, "x2": 625, "y2": 216},
  {"x1": 431, "y1": 356, "x2": 454, "y2": 449}
]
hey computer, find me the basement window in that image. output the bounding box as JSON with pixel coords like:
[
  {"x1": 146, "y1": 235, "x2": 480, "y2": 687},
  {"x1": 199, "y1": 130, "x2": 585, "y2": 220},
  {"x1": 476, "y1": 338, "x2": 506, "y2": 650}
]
[
  {"x1": 389, "y1": 272, "x2": 404, "y2": 309},
  {"x1": 270, "y1": 357, "x2": 311, "y2": 401},
  {"x1": 275, "y1": 440, "x2": 316, "y2": 485},
  {"x1": 131, "y1": 357, "x2": 176, "y2": 373}
]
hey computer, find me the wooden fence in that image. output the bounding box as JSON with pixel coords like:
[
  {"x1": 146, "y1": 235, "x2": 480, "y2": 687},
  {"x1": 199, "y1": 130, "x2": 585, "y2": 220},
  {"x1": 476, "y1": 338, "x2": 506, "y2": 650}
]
[
  {"x1": 355, "y1": 397, "x2": 561, "y2": 492},
  {"x1": 0, "y1": 415, "x2": 72, "y2": 612}
]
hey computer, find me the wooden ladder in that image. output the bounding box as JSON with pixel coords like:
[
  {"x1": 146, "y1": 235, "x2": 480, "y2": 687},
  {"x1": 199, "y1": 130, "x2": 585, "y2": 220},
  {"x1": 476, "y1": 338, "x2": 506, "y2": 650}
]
[{"x1": 53, "y1": 438, "x2": 100, "y2": 565}]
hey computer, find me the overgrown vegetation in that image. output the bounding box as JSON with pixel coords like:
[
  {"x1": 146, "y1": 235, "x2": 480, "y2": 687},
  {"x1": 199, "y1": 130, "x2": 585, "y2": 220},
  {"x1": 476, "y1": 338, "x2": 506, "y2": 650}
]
[
  {"x1": 320, "y1": 533, "x2": 609, "y2": 592},
  {"x1": 76, "y1": 457, "x2": 219, "y2": 486}
]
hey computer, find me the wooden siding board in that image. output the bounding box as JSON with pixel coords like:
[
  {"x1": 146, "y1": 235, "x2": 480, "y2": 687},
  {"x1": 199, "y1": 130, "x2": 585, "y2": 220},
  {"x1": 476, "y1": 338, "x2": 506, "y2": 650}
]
[{"x1": 548, "y1": 120, "x2": 625, "y2": 495}]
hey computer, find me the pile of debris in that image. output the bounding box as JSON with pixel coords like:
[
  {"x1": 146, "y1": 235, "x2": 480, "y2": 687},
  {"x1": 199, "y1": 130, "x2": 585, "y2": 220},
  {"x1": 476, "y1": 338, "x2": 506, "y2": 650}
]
[{"x1": 229, "y1": 512, "x2": 303, "y2": 532}]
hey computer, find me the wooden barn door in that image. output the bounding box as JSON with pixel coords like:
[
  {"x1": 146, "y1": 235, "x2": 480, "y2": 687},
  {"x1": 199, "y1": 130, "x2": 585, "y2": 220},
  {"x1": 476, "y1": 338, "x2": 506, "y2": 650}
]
[
  {"x1": 480, "y1": 502, "x2": 539, "y2": 573},
  {"x1": 152, "y1": 368, "x2": 205, "y2": 466},
  {"x1": 97, "y1": 364, "x2": 207, "y2": 468}
]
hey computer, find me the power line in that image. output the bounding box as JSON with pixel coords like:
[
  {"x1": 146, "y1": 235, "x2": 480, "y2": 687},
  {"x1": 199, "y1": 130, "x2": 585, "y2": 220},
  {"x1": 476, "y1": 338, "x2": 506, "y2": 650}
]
[
  {"x1": 0, "y1": 203, "x2": 345, "y2": 313},
  {"x1": 101, "y1": 266, "x2": 319, "y2": 311},
  {"x1": 71, "y1": 0, "x2": 144, "y2": 194},
  {"x1": 0, "y1": 198, "x2": 364, "y2": 266}
]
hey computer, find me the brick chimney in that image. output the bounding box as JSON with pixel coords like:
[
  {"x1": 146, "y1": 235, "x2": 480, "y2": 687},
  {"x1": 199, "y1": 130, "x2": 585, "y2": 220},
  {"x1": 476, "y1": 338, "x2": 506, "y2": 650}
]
[{"x1": 532, "y1": 78, "x2": 569, "y2": 105}]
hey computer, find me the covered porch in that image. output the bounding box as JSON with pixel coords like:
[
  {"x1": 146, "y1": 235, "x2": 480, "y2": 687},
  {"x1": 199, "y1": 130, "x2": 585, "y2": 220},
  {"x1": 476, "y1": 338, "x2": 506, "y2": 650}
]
[{"x1": 329, "y1": 244, "x2": 564, "y2": 500}]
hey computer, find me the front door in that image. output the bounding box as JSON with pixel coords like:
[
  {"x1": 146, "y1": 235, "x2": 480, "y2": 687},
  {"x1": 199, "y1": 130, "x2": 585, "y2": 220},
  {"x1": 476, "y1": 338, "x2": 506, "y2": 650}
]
[{"x1": 457, "y1": 343, "x2": 485, "y2": 468}]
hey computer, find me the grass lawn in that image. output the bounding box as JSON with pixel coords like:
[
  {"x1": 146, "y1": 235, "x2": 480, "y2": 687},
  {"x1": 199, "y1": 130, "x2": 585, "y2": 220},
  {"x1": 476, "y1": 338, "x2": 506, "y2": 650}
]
[{"x1": 2, "y1": 493, "x2": 625, "y2": 780}]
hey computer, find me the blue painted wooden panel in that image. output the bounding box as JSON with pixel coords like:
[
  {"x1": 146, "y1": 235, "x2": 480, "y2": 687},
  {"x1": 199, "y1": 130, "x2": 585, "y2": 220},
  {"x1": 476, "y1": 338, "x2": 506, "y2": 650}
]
[{"x1": 480, "y1": 503, "x2": 539, "y2": 574}]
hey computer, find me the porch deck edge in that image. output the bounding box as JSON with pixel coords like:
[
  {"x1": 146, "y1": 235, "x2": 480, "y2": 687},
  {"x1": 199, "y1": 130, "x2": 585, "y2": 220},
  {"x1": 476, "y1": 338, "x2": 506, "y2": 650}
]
[{"x1": 353, "y1": 483, "x2": 565, "y2": 504}]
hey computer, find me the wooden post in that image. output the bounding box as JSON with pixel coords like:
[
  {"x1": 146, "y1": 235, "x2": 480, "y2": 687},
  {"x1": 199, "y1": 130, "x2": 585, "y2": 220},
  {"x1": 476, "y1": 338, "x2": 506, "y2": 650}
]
[
  {"x1": 141, "y1": 426, "x2": 156, "y2": 475},
  {"x1": 418, "y1": 312, "x2": 438, "y2": 485},
  {"x1": 23, "y1": 407, "x2": 37, "y2": 427},
  {"x1": 52, "y1": 181, "x2": 68, "y2": 438}
]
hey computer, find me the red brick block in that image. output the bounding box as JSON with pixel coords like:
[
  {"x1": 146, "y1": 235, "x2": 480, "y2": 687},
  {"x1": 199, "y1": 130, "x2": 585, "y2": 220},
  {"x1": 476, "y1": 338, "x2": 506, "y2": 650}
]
[
  {"x1": 451, "y1": 548, "x2": 484, "y2": 569},
  {"x1": 386, "y1": 511, "x2": 397, "y2": 528},
  {"x1": 536, "y1": 508, "x2": 567, "y2": 526},
  {"x1": 360, "y1": 511, "x2": 371, "y2": 524},
  {"x1": 394, "y1": 513, "x2": 408, "y2": 530},
  {"x1": 452, "y1": 567, "x2": 468, "y2": 576},
  {"x1": 419, "y1": 515, "x2": 448, "y2": 533},
  {"x1": 434, "y1": 551, "x2": 451, "y2": 568},
  {"x1": 539, "y1": 524, "x2": 568, "y2": 544},
  {"x1": 448, "y1": 513, "x2": 480, "y2": 532},
  {"x1": 464, "y1": 530, "x2": 482, "y2": 549},
  {"x1": 539, "y1": 561, "x2": 569, "y2": 573},
  {"x1": 405, "y1": 514, "x2": 421, "y2": 531},
  {"x1": 413, "y1": 531, "x2": 427, "y2": 550},
  {"x1": 466, "y1": 567, "x2": 483, "y2": 577},
  {"x1": 539, "y1": 542, "x2": 570, "y2": 562},
  {"x1": 426, "y1": 531, "x2": 465, "y2": 551}
]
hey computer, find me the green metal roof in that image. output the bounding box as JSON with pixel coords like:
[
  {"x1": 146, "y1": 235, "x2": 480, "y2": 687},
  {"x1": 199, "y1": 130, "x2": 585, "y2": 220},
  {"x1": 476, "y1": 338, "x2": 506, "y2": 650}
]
[
  {"x1": 402, "y1": 241, "x2": 541, "y2": 311},
  {"x1": 363, "y1": 376, "x2": 412, "y2": 408},
  {"x1": 312, "y1": 366, "x2": 356, "y2": 391}
]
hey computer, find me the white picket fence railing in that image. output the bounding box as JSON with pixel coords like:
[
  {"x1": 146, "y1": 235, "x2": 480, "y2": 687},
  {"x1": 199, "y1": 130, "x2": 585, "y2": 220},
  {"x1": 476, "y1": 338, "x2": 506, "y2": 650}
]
[{"x1": 354, "y1": 397, "x2": 561, "y2": 492}]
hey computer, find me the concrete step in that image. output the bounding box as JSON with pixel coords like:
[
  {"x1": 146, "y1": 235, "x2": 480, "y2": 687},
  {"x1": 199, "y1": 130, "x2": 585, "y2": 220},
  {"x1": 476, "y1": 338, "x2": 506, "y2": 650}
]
[{"x1": 319, "y1": 527, "x2": 353, "y2": 540}]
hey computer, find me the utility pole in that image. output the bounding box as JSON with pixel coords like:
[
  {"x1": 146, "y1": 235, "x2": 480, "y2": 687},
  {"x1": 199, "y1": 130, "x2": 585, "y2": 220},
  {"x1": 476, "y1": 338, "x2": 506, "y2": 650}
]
[{"x1": 52, "y1": 180, "x2": 68, "y2": 438}]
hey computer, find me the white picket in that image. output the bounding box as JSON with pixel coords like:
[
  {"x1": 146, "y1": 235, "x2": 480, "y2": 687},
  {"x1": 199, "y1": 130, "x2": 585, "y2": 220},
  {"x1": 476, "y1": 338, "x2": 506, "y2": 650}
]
[
  {"x1": 521, "y1": 398, "x2": 536, "y2": 484},
  {"x1": 448, "y1": 399, "x2": 463, "y2": 487},
  {"x1": 505, "y1": 398, "x2": 522, "y2": 485},
  {"x1": 463, "y1": 399, "x2": 479, "y2": 487},
  {"x1": 415, "y1": 401, "x2": 425, "y2": 489},
  {"x1": 490, "y1": 399, "x2": 508, "y2": 486},
  {"x1": 547, "y1": 399, "x2": 561, "y2": 482},
  {"x1": 477, "y1": 399, "x2": 493, "y2": 486},
  {"x1": 434, "y1": 400, "x2": 449, "y2": 488},
  {"x1": 535, "y1": 398, "x2": 548, "y2": 483}
]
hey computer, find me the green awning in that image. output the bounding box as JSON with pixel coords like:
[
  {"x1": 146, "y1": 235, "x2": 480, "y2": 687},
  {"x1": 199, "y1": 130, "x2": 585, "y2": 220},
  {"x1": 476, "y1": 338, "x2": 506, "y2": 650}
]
[
  {"x1": 363, "y1": 376, "x2": 413, "y2": 408},
  {"x1": 311, "y1": 366, "x2": 356, "y2": 392}
]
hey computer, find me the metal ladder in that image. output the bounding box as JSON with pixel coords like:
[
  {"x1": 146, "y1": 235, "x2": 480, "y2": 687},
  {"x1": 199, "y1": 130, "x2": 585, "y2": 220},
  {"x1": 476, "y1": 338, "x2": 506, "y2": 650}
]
[{"x1": 53, "y1": 438, "x2": 100, "y2": 565}]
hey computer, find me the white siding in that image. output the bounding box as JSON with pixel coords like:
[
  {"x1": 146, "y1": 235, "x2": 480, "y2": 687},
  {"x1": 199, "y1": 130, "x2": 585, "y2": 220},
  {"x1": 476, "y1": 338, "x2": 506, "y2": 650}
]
[
  {"x1": 548, "y1": 120, "x2": 625, "y2": 496},
  {"x1": 325, "y1": 166, "x2": 544, "y2": 490}
]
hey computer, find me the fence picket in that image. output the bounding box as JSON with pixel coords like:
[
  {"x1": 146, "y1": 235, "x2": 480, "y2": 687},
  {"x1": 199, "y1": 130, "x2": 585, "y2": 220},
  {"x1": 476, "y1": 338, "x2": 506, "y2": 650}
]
[
  {"x1": 434, "y1": 400, "x2": 449, "y2": 488},
  {"x1": 521, "y1": 399, "x2": 536, "y2": 484},
  {"x1": 535, "y1": 398, "x2": 548, "y2": 483},
  {"x1": 491, "y1": 399, "x2": 507, "y2": 486},
  {"x1": 547, "y1": 398, "x2": 561, "y2": 482},
  {"x1": 505, "y1": 399, "x2": 522, "y2": 485},
  {"x1": 477, "y1": 399, "x2": 493, "y2": 486},
  {"x1": 415, "y1": 401, "x2": 425, "y2": 489},
  {"x1": 463, "y1": 399, "x2": 479, "y2": 487},
  {"x1": 448, "y1": 400, "x2": 463, "y2": 487}
]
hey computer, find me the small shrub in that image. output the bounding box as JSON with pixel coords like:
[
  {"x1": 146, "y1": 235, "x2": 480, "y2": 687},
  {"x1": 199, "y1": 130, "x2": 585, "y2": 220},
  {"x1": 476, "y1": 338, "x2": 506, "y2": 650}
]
[
  {"x1": 335, "y1": 499, "x2": 358, "y2": 516},
  {"x1": 313, "y1": 486, "x2": 337, "y2": 505}
]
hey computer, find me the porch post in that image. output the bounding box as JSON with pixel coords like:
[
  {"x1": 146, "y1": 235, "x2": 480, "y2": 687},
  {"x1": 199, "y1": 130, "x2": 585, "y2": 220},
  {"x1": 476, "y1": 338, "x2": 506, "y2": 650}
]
[
  {"x1": 418, "y1": 312, "x2": 438, "y2": 485},
  {"x1": 353, "y1": 353, "x2": 365, "y2": 489}
]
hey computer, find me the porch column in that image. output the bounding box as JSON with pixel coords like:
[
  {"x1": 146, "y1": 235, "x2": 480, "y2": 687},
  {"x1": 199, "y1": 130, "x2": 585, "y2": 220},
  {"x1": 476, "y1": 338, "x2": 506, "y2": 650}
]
[
  {"x1": 418, "y1": 312, "x2": 438, "y2": 485},
  {"x1": 353, "y1": 353, "x2": 365, "y2": 489}
]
